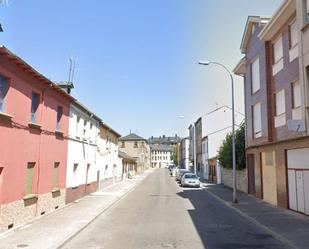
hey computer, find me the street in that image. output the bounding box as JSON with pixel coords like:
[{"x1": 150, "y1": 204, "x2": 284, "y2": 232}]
[{"x1": 61, "y1": 169, "x2": 289, "y2": 249}]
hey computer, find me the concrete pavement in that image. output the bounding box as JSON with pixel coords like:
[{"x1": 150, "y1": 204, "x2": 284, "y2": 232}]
[
  {"x1": 60, "y1": 169, "x2": 290, "y2": 249},
  {"x1": 0, "y1": 169, "x2": 155, "y2": 249}
]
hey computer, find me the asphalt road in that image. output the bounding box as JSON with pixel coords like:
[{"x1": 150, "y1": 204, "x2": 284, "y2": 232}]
[{"x1": 61, "y1": 169, "x2": 290, "y2": 249}]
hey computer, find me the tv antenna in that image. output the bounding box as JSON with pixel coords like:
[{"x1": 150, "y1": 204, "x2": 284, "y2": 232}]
[{"x1": 68, "y1": 57, "x2": 76, "y2": 83}]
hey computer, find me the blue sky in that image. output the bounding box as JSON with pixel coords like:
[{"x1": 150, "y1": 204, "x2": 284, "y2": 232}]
[{"x1": 0, "y1": 0, "x2": 281, "y2": 138}]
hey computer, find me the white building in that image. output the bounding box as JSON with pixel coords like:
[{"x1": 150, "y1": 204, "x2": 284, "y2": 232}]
[
  {"x1": 65, "y1": 103, "x2": 101, "y2": 203},
  {"x1": 97, "y1": 123, "x2": 122, "y2": 190},
  {"x1": 201, "y1": 136, "x2": 209, "y2": 180},
  {"x1": 180, "y1": 137, "x2": 190, "y2": 170},
  {"x1": 150, "y1": 144, "x2": 173, "y2": 168}
]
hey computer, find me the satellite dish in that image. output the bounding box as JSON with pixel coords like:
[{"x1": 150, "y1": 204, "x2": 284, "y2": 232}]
[{"x1": 287, "y1": 119, "x2": 306, "y2": 132}]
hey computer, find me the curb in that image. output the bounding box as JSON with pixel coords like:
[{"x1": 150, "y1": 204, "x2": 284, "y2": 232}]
[
  {"x1": 204, "y1": 188, "x2": 299, "y2": 249},
  {"x1": 56, "y1": 169, "x2": 155, "y2": 249}
]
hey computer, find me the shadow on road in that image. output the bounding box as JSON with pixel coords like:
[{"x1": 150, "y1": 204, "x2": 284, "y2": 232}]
[{"x1": 176, "y1": 185, "x2": 289, "y2": 249}]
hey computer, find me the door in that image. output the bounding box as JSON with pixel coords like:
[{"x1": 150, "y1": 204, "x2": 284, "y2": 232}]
[
  {"x1": 261, "y1": 151, "x2": 277, "y2": 205},
  {"x1": 247, "y1": 154, "x2": 255, "y2": 195},
  {"x1": 287, "y1": 148, "x2": 309, "y2": 215}
]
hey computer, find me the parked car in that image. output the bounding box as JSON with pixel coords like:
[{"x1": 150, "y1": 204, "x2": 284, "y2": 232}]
[
  {"x1": 176, "y1": 169, "x2": 191, "y2": 182},
  {"x1": 181, "y1": 173, "x2": 200, "y2": 188}
]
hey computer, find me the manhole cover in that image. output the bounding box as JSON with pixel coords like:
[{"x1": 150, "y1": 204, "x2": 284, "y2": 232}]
[{"x1": 16, "y1": 244, "x2": 29, "y2": 248}]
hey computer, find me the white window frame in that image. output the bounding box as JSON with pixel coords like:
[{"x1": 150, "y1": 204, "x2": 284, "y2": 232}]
[
  {"x1": 289, "y1": 20, "x2": 299, "y2": 62},
  {"x1": 272, "y1": 36, "x2": 283, "y2": 75},
  {"x1": 292, "y1": 81, "x2": 302, "y2": 120},
  {"x1": 251, "y1": 57, "x2": 260, "y2": 94},
  {"x1": 253, "y1": 102, "x2": 262, "y2": 138},
  {"x1": 274, "y1": 89, "x2": 286, "y2": 127}
]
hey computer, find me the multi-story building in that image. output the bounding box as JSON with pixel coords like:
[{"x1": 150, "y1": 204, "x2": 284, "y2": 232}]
[
  {"x1": 201, "y1": 136, "x2": 209, "y2": 180},
  {"x1": 188, "y1": 124, "x2": 195, "y2": 171},
  {"x1": 150, "y1": 144, "x2": 173, "y2": 168},
  {"x1": 97, "y1": 122, "x2": 121, "y2": 190},
  {"x1": 65, "y1": 102, "x2": 101, "y2": 203},
  {"x1": 234, "y1": 0, "x2": 309, "y2": 214},
  {"x1": 180, "y1": 137, "x2": 190, "y2": 170},
  {"x1": 0, "y1": 46, "x2": 71, "y2": 232},
  {"x1": 194, "y1": 118, "x2": 203, "y2": 178},
  {"x1": 119, "y1": 133, "x2": 151, "y2": 172}
]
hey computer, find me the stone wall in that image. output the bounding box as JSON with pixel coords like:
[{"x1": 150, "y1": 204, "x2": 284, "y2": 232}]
[{"x1": 221, "y1": 168, "x2": 248, "y2": 193}]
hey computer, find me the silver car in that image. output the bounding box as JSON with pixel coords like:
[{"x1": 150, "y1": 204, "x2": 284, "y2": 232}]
[
  {"x1": 176, "y1": 169, "x2": 191, "y2": 182},
  {"x1": 181, "y1": 173, "x2": 200, "y2": 188}
]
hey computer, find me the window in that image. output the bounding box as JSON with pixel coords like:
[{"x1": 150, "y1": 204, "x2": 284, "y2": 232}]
[
  {"x1": 289, "y1": 21, "x2": 298, "y2": 49},
  {"x1": 56, "y1": 106, "x2": 63, "y2": 131},
  {"x1": 253, "y1": 102, "x2": 262, "y2": 138},
  {"x1": 292, "y1": 81, "x2": 301, "y2": 109},
  {"x1": 121, "y1": 141, "x2": 125, "y2": 148},
  {"x1": 251, "y1": 57, "x2": 260, "y2": 94},
  {"x1": 76, "y1": 116, "x2": 80, "y2": 138},
  {"x1": 306, "y1": 0, "x2": 309, "y2": 23},
  {"x1": 0, "y1": 74, "x2": 8, "y2": 112},
  {"x1": 25, "y1": 162, "x2": 35, "y2": 196},
  {"x1": 73, "y1": 163, "x2": 78, "y2": 186},
  {"x1": 274, "y1": 89, "x2": 286, "y2": 127},
  {"x1": 272, "y1": 37, "x2": 283, "y2": 75},
  {"x1": 292, "y1": 81, "x2": 302, "y2": 120},
  {"x1": 30, "y1": 92, "x2": 39, "y2": 123},
  {"x1": 53, "y1": 162, "x2": 59, "y2": 190},
  {"x1": 134, "y1": 141, "x2": 138, "y2": 148}
]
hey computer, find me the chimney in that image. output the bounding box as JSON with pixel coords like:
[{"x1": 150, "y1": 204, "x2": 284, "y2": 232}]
[{"x1": 57, "y1": 81, "x2": 74, "y2": 95}]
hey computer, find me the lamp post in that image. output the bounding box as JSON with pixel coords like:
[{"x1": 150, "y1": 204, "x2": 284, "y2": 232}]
[{"x1": 198, "y1": 61, "x2": 237, "y2": 203}]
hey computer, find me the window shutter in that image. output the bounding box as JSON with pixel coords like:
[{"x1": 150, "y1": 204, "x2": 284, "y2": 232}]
[
  {"x1": 276, "y1": 89, "x2": 286, "y2": 115},
  {"x1": 293, "y1": 81, "x2": 301, "y2": 108},
  {"x1": 251, "y1": 57, "x2": 260, "y2": 93},
  {"x1": 273, "y1": 37, "x2": 283, "y2": 63},
  {"x1": 253, "y1": 102, "x2": 262, "y2": 137},
  {"x1": 290, "y1": 21, "x2": 298, "y2": 48}
]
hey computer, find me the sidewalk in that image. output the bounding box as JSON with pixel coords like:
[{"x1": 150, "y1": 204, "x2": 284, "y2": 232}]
[
  {"x1": 0, "y1": 169, "x2": 155, "y2": 249},
  {"x1": 203, "y1": 183, "x2": 309, "y2": 249}
]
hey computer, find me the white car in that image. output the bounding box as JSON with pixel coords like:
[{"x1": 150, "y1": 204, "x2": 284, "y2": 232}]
[
  {"x1": 176, "y1": 169, "x2": 190, "y2": 182},
  {"x1": 181, "y1": 173, "x2": 200, "y2": 188}
]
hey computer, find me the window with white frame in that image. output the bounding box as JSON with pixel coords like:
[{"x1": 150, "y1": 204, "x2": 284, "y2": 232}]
[
  {"x1": 289, "y1": 21, "x2": 298, "y2": 49},
  {"x1": 251, "y1": 57, "x2": 260, "y2": 94},
  {"x1": 272, "y1": 36, "x2": 283, "y2": 75},
  {"x1": 253, "y1": 102, "x2": 262, "y2": 138},
  {"x1": 274, "y1": 89, "x2": 286, "y2": 127},
  {"x1": 292, "y1": 81, "x2": 302, "y2": 120}
]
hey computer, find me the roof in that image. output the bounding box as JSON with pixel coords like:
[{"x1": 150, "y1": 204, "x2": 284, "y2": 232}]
[
  {"x1": 233, "y1": 57, "x2": 246, "y2": 76},
  {"x1": 148, "y1": 135, "x2": 181, "y2": 145},
  {"x1": 119, "y1": 151, "x2": 136, "y2": 161},
  {"x1": 240, "y1": 16, "x2": 270, "y2": 53},
  {"x1": 150, "y1": 144, "x2": 174, "y2": 152},
  {"x1": 0, "y1": 45, "x2": 121, "y2": 137},
  {"x1": 259, "y1": 0, "x2": 295, "y2": 41},
  {"x1": 119, "y1": 133, "x2": 148, "y2": 142}
]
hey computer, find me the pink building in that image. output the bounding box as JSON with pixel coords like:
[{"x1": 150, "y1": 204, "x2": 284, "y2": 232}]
[{"x1": 0, "y1": 46, "x2": 72, "y2": 232}]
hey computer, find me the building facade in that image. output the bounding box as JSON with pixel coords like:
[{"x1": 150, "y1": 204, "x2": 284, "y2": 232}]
[
  {"x1": 235, "y1": 0, "x2": 309, "y2": 214},
  {"x1": 150, "y1": 144, "x2": 173, "y2": 168},
  {"x1": 201, "y1": 136, "x2": 209, "y2": 180},
  {"x1": 65, "y1": 103, "x2": 100, "y2": 203},
  {"x1": 0, "y1": 47, "x2": 71, "y2": 232},
  {"x1": 119, "y1": 133, "x2": 151, "y2": 172},
  {"x1": 180, "y1": 137, "x2": 190, "y2": 170},
  {"x1": 97, "y1": 123, "x2": 121, "y2": 190},
  {"x1": 195, "y1": 118, "x2": 203, "y2": 178},
  {"x1": 119, "y1": 151, "x2": 137, "y2": 179}
]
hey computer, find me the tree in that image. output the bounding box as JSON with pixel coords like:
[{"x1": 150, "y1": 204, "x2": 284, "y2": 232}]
[{"x1": 217, "y1": 122, "x2": 245, "y2": 170}]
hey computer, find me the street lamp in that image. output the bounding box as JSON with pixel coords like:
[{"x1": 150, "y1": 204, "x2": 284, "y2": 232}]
[{"x1": 198, "y1": 60, "x2": 237, "y2": 203}]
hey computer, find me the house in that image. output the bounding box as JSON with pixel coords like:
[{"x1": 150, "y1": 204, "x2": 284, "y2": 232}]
[
  {"x1": 119, "y1": 133, "x2": 151, "y2": 172},
  {"x1": 150, "y1": 144, "x2": 173, "y2": 168},
  {"x1": 97, "y1": 122, "x2": 121, "y2": 190},
  {"x1": 65, "y1": 101, "x2": 101, "y2": 204},
  {"x1": 0, "y1": 46, "x2": 71, "y2": 232},
  {"x1": 234, "y1": 0, "x2": 309, "y2": 213},
  {"x1": 180, "y1": 137, "x2": 190, "y2": 170},
  {"x1": 119, "y1": 151, "x2": 137, "y2": 179}
]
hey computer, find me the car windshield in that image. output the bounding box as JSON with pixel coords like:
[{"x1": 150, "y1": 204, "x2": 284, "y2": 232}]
[{"x1": 185, "y1": 174, "x2": 197, "y2": 179}]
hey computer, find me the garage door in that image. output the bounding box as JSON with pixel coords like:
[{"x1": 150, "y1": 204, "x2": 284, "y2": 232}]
[{"x1": 287, "y1": 148, "x2": 309, "y2": 215}]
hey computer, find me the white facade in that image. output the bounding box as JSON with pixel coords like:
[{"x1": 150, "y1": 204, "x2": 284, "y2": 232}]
[
  {"x1": 201, "y1": 137, "x2": 209, "y2": 180},
  {"x1": 180, "y1": 138, "x2": 190, "y2": 170},
  {"x1": 66, "y1": 104, "x2": 100, "y2": 189},
  {"x1": 97, "y1": 130, "x2": 121, "y2": 189},
  {"x1": 150, "y1": 146, "x2": 173, "y2": 168}
]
